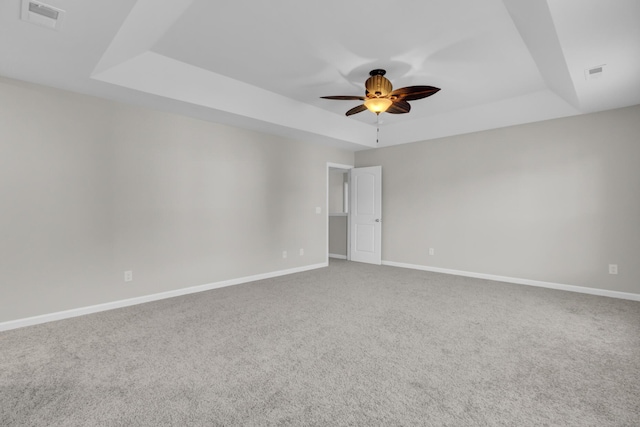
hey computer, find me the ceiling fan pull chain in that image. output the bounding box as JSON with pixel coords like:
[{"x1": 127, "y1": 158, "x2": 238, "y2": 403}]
[{"x1": 376, "y1": 113, "x2": 380, "y2": 144}]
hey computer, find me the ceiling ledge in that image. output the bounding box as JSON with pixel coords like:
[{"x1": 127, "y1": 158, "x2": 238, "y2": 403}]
[
  {"x1": 503, "y1": 0, "x2": 580, "y2": 110},
  {"x1": 93, "y1": 51, "x2": 376, "y2": 148},
  {"x1": 93, "y1": 0, "x2": 195, "y2": 75},
  {"x1": 379, "y1": 89, "x2": 580, "y2": 146}
]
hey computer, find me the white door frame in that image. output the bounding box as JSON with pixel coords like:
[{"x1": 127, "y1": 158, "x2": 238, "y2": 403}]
[{"x1": 326, "y1": 162, "x2": 353, "y2": 264}]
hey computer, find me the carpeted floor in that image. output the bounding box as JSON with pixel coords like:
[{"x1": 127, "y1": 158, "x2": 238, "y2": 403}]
[{"x1": 1, "y1": 260, "x2": 639, "y2": 426}]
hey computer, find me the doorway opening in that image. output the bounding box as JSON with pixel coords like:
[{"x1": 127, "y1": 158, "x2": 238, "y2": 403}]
[
  {"x1": 326, "y1": 163, "x2": 382, "y2": 265},
  {"x1": 327, "y1": 163, "x2": 353, "y2": 263}
]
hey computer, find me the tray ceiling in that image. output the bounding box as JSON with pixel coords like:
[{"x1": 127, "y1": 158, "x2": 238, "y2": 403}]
[{"x1": 1, "y1": 0, "x2": 638, "y2": 150}]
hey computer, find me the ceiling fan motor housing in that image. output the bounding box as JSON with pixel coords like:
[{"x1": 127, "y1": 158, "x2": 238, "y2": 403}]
[
  {"x1": 366, "y1": 69, "x2": 392, "y2": 97},
  {"x1": 321, "y1": 68, "x2": 440, "y2": 117}
]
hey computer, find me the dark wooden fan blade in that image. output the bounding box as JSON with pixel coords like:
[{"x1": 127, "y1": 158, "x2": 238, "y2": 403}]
[
  {"x1": 386, "y1": 100, "x2": 411, "y2": 114},
  {"x1": 389, "y1": 86, "x2": 440, "y2": 101},
  {"x1": 321, "y1": 95, "x2": 366, "y2": 101},
  {"x1": 346, "y1": 104, "x2": 368, "y2": 116}
]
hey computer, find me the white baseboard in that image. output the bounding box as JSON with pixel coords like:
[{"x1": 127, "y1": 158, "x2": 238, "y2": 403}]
[
  {"x1": 329, "y1": 253, "x2": 347, "y2": 260},
  {"x1": 382, "y1": 260, "x2": 640, "y2": 302},
  {"x1": 0, "y1": 262, "x2": 328, "y2": 332}
]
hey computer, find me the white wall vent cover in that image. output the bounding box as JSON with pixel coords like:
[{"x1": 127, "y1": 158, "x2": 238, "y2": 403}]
[
  {"x1": 585, "y1": 65, "x2": 606, "y2": 80},
  {"x1": 21, "y1": 0, "x2": 65, "y2": 30}
]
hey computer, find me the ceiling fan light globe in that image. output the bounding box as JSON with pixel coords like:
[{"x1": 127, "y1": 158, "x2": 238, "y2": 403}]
[{"x1": 364, "y1": 97, "x2": 392, "y2": 113}]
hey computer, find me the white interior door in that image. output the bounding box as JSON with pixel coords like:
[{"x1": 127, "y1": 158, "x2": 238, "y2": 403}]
[{"x1": 349, "y1": 166, "x2": 382, "y2": 265}]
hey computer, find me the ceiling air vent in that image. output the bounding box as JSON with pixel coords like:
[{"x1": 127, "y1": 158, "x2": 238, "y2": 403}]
[
  {"x1": 21, "y1": 0, "x2": 65, "y2": 30},
  {"x1": 585, "y1": 65, "x2": 605, "y2": 80}
]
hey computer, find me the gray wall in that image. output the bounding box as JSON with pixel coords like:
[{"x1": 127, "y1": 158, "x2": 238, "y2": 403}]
[
  {"x1": 356, "y1": 105, "x2": 640, "y2": 294},
  {"x1": 329, "y1": 216, "x2": 347, "y2": 256},
  {"x1": 0, "y1": 77, "x2": 354, "y2": 322},
  {"x1": 328, "y1": 170, "x2": 348, "y2": 256},
  {"x1": 328, "y1": 170, "x2": 347, "y2": 214},
  {"x1": 2, "y1": 74, "x2": 637, "y2": 324}
]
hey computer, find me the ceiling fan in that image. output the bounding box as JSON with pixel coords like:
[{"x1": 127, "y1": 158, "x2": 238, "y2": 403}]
[{"x1": 321, "y1": 69, "x2": 440, "y2": 116}]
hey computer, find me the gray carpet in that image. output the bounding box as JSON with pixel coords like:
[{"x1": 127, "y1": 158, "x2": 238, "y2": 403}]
[{"x1": 1, "y1": 260, "x2": 639, "y2": 426}]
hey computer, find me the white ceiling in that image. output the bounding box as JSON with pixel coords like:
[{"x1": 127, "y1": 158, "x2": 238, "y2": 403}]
[{"x1": 1, "y1": 0, "x2": 638, "y2": 151}]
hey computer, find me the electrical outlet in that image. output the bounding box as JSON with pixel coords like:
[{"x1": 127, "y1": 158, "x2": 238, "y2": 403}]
[
  {"x1": 124, "y1": 270, "x2": 133, "y2": 282},
  {"x1": 429, "y1": 248, "x2": 435, "y2": 256},
  {"x1": 299, "y1": 248, "x2": 304, "y2": 256},
  {"x1": 282, "y1": 251, "x2": 287, "y2": 259},
  {"x1": 315, "y1": 207, "x2": 321, "y2": 214},
  {"x1": 608, "y1": 264, "x2": 618, "y2": 275}
]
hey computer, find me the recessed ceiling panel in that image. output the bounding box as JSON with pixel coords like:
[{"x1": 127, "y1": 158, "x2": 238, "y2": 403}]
[{"x1": 152, "y1": 0, "x2": 546, "y2": 124}]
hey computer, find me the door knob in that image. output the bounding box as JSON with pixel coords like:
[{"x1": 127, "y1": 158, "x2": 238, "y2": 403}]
[{"x1": 375, "y1": 219, "x2": 381, "y2": 222}]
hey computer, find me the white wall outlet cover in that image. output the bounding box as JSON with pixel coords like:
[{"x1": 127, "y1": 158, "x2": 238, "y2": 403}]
[
  {"x1": 315, "y1": 207, "x2": 321, "y2": 214},
  {"x1": 282, "y1": 251, "x2": 287, "y2": 258}
]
